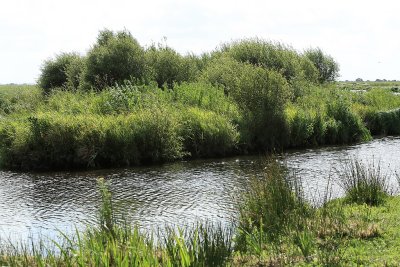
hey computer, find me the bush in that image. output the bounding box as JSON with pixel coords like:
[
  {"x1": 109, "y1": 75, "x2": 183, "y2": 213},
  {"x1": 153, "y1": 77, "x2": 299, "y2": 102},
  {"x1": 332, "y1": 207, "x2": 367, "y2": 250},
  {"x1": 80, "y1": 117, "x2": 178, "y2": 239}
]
[
  {"x1": 304, "y1": 48, "x2": 339, "y2": 83},
  {"x1": 202, "y1": 58, "x2": 291, "y2": 150},
  {"x1": 180, "y1": 107, "x2": 239, "y2": 157},
  {"x1": 38, "y1": 52, "x2": 83, "y2": 94},
  {"x1": 65, "y1": 55, "x2": 86, "y2": 90},
  {"x1": 0, "y1": 110, "x2": 185, "y2": 170},
  {"x1": 145, "y1": 44, "x2": 196, "y2": 88},
  {"x1": 364, "y1": 108, "x2": 400, "y2": 135},
  {"x1": 84, "y1": 29, "x2": 146, "y2": 90},
  {"x1": 326, "y1": 100, "x2": 371, "y2": 144},
  {"x1": 220, "y1": 38, "x2": 319, "y2": 83}
]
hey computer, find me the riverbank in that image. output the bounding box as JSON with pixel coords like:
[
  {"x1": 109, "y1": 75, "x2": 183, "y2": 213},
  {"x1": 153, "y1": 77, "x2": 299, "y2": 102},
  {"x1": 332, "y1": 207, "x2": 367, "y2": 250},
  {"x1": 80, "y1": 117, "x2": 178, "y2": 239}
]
[
  {"x1": 1, "y1": 162, "x2": 399, "y2": 266},
  {"x1": 233, "y1": 196, "x2": 400, "y2": 266},
  {"x1": 1, "y1": 34, "x2": 400, "y2": 171},
  {"x1": 1, "y1": 81, "x2": 400, "y2": 171}
]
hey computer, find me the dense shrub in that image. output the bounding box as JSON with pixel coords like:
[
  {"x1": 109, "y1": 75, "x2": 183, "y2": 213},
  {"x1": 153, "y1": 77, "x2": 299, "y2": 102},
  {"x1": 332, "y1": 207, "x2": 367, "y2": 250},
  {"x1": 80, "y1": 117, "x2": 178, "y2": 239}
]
[
  {"x1": 304, "y1": 48, "x2": 339, "y2": 83},
  {"x1": 325, "y1": 100, "x2": 371, "y2": 144},
  {"x1": 180, "y1": 107, "x2": 239, "y2": 157},
  {"x1": 364, "y1": 108, "x2": 400, "y2": 135},
  {"x1": 145, "y1": 45, "x2": 198, "y2": 88},
  {"x1": 171, "y1": 82, "x2": 240, "y2": 120},
  {"x1": 65, "y1": 55, "x2": 86, "y2": 90},
  {"x1": 84, "y1": 29, "x2": 146, "y2": 90},
  {"x1": 286, "y1": 106, "x2": 326, "y2": 147},
  {"x1": 203, "y1": 58, "x2": 291, "y2": 150},
  {"x1": 219, "y1": 38, "x2": 319, "y2": 83},
  {"x1": 38, "y1": 52, "x2": 83, "y2": 94},
  {"x1": 0, "y1": 110, "x2": 184, "y2": 170}
]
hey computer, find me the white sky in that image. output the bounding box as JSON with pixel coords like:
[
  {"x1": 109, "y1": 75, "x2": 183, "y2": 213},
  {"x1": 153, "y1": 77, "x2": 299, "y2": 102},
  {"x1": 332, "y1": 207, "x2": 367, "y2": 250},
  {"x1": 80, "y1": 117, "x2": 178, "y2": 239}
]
[{"x1": 1, "y1": 0, "x2": 399, "y2": 84}]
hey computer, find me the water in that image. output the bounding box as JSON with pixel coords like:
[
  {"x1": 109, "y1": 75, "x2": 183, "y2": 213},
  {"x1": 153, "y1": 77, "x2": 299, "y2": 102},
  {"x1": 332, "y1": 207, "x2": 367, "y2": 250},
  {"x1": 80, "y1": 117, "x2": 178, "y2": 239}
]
[{"x1": 1, "y1": 137, "x2": 399, "y2": 243}]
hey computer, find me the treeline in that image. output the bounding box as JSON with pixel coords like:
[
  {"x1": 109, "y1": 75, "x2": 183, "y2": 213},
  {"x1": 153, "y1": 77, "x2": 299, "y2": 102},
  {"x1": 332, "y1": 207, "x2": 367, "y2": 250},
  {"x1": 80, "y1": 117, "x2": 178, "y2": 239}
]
[
  {"x1": 0, "y1": 29, "x2": 383, "y2": 170},
  {"x1": 38, "y1": 29, "x2": 338, "y2": 93}
]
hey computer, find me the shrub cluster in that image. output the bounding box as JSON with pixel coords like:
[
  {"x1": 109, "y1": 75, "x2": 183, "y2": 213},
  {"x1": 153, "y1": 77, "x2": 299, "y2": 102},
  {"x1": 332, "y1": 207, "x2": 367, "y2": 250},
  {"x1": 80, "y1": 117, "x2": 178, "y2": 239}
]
[
  {"x1": 0, "y1": 82, "x2": 240, "y2": 170},
  {"x1": 3, "y1": 30, "x2": 381, "y2": 170}
]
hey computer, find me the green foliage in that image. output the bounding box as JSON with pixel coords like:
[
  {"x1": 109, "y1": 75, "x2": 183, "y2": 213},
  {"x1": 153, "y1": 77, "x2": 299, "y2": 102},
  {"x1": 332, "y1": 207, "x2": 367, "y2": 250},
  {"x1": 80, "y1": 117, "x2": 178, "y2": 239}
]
[
  {"x1": 285, "y1": 86, "x2": 372, "y2": 147},
  {"x1": 364, "y1": 108, "x2": 400, "y2": 136},
  {"x1": 84, "y1": 29, "x2": 146, "y2": 89},
  {"x1": 38, "y1": 52, "x2": 83, "y2": 94},
  {"x1": 325, "y1": 99, "x2": 371, "y2": 144},
  {"x1": 0, "y1": 81, "x2": 244, "y2": 170},
  {"x1": 202, "y1": 58, "x2": 291, "y2": 150},
  {"x1": 338, "y1": 159, "x2": 390, "y2": 206},
  {"x1": 304, "y1": 47, "x2": 340, "y2": 83},
  {"x1": 0, "y1": 85, "x2": 42, "y2": 115},
  {"x1": 180, "y1": 107, "x2": 239, "y2": 157},
  {"x1": 145, "y1": 44, "x2": 198, "y2": 88},
  {"x1": 65, "y1": 55, "x2": 85, "y2": 90},
  {"x1": 0, "y1": 111, "x2": 184, "y2": 170},
  {"x1": 236, "y1": 159, "x2": 308, "y2": 251},
  {"x1": 219, "y1": 38, "x2": 319, "y2": 83}
]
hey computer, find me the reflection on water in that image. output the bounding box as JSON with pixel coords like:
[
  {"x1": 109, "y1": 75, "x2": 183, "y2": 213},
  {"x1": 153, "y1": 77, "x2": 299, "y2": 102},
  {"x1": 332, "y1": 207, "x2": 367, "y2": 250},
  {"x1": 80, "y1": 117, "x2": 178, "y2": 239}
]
[{"x1": 1, "y1": 136, "x2": 399, "y2": 242}]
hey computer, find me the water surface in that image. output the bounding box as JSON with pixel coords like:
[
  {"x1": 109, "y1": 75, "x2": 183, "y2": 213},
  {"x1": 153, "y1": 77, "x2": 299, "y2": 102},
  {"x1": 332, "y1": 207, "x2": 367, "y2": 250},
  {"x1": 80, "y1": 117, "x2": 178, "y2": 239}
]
[{"x1": 1, "y1": 137, "x2": 399, "y2": 243}]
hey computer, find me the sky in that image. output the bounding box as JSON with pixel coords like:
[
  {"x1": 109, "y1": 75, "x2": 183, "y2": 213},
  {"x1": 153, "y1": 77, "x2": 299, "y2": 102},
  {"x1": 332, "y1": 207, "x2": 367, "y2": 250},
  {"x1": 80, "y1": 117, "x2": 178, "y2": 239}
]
[{"x1": 1, "y1": 0, "x2": 399, "y2": 84}]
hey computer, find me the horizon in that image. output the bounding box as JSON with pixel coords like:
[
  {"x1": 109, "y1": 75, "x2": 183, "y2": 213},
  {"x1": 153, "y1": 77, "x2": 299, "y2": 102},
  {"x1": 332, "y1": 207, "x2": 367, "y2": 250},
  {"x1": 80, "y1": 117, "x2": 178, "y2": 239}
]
[{"x1": 1, "y1": 0, "x2": 399, "y2": 84}]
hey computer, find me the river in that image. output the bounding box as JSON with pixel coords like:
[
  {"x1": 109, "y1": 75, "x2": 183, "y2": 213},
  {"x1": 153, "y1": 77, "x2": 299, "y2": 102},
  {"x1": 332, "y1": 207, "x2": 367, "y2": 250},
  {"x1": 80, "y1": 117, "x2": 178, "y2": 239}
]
[{"x1": 1, "y1": 136, "x2": 399, "y2": 243}]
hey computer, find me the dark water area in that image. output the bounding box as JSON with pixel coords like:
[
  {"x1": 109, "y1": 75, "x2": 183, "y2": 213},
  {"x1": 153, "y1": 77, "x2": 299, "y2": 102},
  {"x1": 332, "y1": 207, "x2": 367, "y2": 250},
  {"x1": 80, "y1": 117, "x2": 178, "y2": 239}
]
[{"x1": 1, "y1": 137, "x2": 400, "y2": 243}]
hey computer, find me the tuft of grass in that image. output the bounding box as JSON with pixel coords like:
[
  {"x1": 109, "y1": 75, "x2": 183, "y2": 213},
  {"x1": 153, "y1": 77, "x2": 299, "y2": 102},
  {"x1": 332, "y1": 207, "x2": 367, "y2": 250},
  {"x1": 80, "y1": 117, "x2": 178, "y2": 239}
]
[
  {"x1": 337, "y1": 159, "x2": 391, "y2": 206},
  {"x1": 235, "y1": 158, "x2": 310, "y2": 251}
]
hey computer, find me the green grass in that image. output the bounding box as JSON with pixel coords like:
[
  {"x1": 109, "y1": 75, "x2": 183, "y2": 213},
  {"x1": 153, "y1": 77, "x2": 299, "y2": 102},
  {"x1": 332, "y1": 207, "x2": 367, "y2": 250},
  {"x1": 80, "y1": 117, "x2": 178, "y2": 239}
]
[
  {"x1": 337, "y1": 159, "x2": 391, "y2": 206},
  {"x1": 232, "y1": 159, "x2": 400, "y2": 266},
  {"x1": 0, "y1": 84, "x2": 42, "y2": 116}
]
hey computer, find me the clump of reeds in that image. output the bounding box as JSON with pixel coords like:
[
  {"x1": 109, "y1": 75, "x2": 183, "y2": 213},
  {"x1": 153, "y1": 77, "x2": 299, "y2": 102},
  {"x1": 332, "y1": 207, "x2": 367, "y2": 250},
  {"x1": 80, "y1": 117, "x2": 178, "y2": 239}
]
[
  {"x1": 235, "y1": 157, "x2": 310, "y2": 252},
  {"x1": 337, "y1": 158, "x2": 390, "y2": 206}
]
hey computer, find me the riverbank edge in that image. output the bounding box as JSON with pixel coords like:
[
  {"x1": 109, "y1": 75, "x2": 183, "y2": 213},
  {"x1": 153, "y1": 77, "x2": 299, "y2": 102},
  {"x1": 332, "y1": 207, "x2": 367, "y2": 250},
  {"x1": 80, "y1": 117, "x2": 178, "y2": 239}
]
[{"x1": 1, "y1": 196, "x2": 399, "y2": 266}]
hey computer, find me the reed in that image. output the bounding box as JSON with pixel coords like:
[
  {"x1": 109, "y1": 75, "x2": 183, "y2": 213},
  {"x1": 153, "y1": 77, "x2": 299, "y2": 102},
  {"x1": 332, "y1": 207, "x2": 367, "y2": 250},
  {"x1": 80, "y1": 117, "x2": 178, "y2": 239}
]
[{"x1": 337, "y1": 159, "x2": 390, "y2": 206}]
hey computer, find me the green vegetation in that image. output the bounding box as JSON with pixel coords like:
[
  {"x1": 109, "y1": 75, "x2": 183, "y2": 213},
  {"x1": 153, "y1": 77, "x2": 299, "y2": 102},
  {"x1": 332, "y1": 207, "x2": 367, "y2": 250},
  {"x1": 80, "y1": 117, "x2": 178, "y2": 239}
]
[
  {"x1": 337, "y1": 159, "x2": 390, "y2": 206},
  {"x1": 1, "y1": 160, "x2": 399, "y2": 266},
  {"x1": 1, "y1": 29, "x2": 400, "y2": 170}
]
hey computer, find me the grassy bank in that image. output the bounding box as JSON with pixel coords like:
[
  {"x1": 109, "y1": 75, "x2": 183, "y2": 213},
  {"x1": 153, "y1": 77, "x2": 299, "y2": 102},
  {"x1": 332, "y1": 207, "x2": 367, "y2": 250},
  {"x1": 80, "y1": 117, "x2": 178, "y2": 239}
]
[
  {"x1": 2, "y1": 81, "x2": 400, "y2": 170},
  {"x1": 1, "y1": 160, "x2": 399, "y2": 266}
]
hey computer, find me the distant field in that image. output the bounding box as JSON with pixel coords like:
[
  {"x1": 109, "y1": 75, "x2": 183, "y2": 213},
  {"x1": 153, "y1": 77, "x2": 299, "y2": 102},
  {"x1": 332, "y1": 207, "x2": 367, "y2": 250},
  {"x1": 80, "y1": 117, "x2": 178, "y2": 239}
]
[
  {"x1": 0, "y1": 84, "x2": 42, "y2": 116},
  {"x1": 338, "y1": 80, "x2": 400, "y2": 92}
]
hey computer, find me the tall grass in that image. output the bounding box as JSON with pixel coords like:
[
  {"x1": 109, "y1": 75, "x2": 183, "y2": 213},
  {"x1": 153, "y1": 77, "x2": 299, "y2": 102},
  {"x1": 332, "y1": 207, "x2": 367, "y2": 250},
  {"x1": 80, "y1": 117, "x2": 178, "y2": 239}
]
[
  {"x1": 235, "y1": 158, "x2": 309, "y2": 251},
  {"x1": 337, "y1": 159, "x2": 390, "y2": 206},
  {"x1": 0, "y1": 82, "x2": 240, "y2": 170}
]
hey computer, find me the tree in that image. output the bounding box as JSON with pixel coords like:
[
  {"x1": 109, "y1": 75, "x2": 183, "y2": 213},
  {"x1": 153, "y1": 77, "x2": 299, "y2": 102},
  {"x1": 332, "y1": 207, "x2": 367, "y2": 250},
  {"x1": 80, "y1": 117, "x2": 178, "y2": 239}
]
[
  {"x1": 38, "y1": 52, "x2": 82, "y2": 94},
  {"x1": 84, "y1": 29, "x2": 146, "y2": 90},
  {"x1": 304, "y1": 48, "x2": 339, "y2": 83}
]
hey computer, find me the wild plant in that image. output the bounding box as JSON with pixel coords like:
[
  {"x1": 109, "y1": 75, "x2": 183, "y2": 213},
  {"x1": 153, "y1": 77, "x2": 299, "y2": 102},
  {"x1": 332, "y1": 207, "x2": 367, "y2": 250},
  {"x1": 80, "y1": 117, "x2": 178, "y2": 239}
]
[{"x1": 337, "y1": 158, "x2": 390, "y2": 206}]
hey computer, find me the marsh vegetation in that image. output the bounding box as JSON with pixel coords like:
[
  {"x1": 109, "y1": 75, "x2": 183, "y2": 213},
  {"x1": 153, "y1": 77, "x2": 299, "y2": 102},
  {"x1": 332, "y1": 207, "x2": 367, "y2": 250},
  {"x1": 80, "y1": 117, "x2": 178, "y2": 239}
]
[{"x1": 1, "y1": 30, "x2": 400, "y2": 170}]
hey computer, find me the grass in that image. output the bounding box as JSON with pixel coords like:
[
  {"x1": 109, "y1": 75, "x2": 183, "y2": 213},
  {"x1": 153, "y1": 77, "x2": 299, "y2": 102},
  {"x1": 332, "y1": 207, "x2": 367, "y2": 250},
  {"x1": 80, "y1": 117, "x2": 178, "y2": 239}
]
[
  {"x1": 232, "y1": 158, "x2": 398, "y2": 266},
  {"x1": 337, "y1": 159, "x2": 391, "y2": 206}
]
